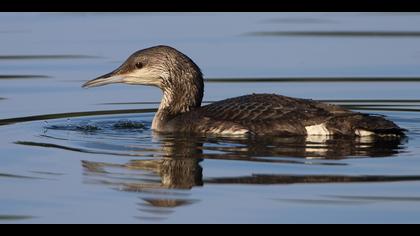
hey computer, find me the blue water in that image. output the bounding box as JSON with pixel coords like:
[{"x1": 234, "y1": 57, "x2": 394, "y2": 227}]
[{"x1": 1, "y1": 13, "x2": 420, "y2": 223}]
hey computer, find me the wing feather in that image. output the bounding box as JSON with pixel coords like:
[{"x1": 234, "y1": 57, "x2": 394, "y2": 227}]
[
  {"x1": 172, "y1": 94, "x2": 403, "y2": 136},
  {"x1": 194, "y1": 94, "x2": 351, "y2": 135}
]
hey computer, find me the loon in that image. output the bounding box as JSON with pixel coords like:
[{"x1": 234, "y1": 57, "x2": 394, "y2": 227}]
[{"x1": 82, "y1": 45, "x2": 405, "y2": 137}]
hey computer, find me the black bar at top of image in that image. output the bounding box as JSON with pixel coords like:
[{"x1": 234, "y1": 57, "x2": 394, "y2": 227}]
[{"x1": 1, "y1": 1, "x2": 420, "y2": 12}]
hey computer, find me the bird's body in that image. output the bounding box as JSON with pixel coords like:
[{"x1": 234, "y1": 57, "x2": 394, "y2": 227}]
[
  {"x1": 155, "y1": 93, "x2": 403, "y2": 136},
  {"x1": 83, "y1": 45, "x2": 405, "y2": 137}
]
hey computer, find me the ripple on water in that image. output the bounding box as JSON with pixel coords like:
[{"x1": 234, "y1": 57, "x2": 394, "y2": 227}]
[
  {"x1": 4, "y1": 106, "x2": 418, "y2": 221},
  {"x1": 0, "y1": 173, "x2": 42, "y2": 180},
  {"x1": 0, "y1": 215, "x2": 35, "y2": 221},
  {"x1": 0, "y1": 75, "x2": 50, "y2": 80},
  {"x1": 245, "y1": 31, "x2": 420, "y2": 37},
  {"x1": 13, "y1": 115, "x2": 406, "y2": 161},
  {"x1": 0, "y1": 54, "x2": 100, "y2": 60},
  {"x1": 47, "y1": 120, "x2": 146, "y2": 133}
]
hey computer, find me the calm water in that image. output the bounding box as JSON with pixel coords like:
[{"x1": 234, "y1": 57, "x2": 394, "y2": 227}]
[{"x1": 1, "y1": 13, "x2": 420, "y2": 224}]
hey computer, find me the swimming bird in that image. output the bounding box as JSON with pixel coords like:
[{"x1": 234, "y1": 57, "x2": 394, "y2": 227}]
[{"x1": 83, "y1": 45, "x2": 405, "y2": 137}]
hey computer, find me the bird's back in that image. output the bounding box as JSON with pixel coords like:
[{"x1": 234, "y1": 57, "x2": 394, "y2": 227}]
[{"x1": 169, "y1": 93, "x2": 404, "y2": 136}]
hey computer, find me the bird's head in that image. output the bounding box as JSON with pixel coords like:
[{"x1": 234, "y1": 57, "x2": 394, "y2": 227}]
[{"x1": 82, "y1": 45, "x2": 203, "y2": 91}]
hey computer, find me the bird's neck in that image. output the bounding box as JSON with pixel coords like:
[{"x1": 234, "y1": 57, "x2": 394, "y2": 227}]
[{"x1": 152, "y1": 74, "x2": 204, "y2": 131}]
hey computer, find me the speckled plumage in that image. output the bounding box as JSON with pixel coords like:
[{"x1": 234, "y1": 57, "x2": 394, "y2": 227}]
[
  {"x1": 165, "y1": 93, "x2": 405, "y2": 136},
  {"x1": 84, "y1": 45, "x2": 406, "y2": 137}
]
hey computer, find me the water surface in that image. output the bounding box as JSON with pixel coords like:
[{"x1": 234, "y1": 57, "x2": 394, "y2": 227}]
[{"x1": 1, "y1": 13, "x2": 420, "y2": 224}]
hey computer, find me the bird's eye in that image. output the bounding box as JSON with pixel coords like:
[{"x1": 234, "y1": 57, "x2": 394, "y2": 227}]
[{"x1": 135, "y1": 62, "x2": 143, "y2": 69}]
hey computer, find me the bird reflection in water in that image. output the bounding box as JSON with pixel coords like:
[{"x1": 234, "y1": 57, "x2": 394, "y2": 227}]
[{"x1": 80, "y1": 133, "x2": 408, "y2": 220}]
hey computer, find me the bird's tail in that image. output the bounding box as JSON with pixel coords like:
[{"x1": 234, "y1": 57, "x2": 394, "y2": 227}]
[{"x1": 356, "y1": 114, "x2": 406, "y2": 136}]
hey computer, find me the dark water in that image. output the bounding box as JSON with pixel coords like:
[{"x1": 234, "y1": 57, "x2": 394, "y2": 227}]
[{"x1": 1, "y1": 13, "x2": 420, "y2": 224}]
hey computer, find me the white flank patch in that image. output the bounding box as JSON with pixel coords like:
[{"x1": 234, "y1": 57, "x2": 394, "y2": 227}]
[
  {"x1": 305, "y1": 123, "x2": 332, "y2": 144},
  {"x1": 355, "y1": 129, "x2": 375, "y2": 136},
  {"x1": 305, "y1": 123, "x2": 331, "y2": 136},
  {"x1": 208, "y1": 128, "x2": 249, "y2": 136}
]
